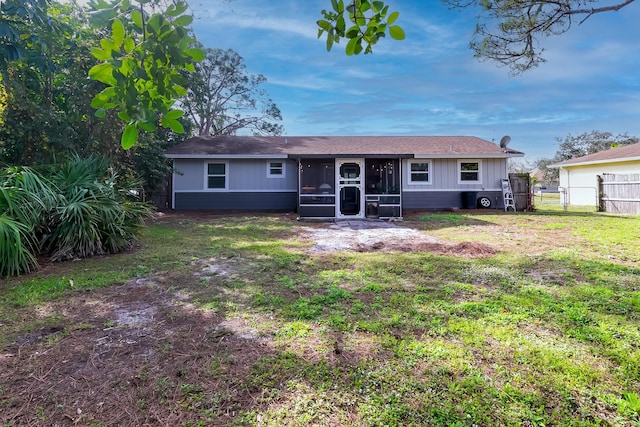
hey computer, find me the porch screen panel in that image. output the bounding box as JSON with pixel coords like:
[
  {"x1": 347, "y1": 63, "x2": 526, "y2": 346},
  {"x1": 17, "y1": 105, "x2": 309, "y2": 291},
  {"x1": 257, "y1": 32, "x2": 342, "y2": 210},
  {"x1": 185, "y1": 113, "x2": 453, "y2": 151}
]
[
  {"x1": 300, "y1": 159, "x2": 336, "y2": 207},
  {"x1": 365, "y1": 159, "x2": 400, "y2": 194},
  {"x1": 300, "y1": 159, "x2": 335, "y2": 195}
]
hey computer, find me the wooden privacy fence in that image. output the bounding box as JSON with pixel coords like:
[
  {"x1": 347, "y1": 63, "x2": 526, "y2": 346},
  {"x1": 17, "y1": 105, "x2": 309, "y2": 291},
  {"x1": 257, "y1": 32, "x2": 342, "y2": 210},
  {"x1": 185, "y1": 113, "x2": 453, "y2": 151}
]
[
  {"x1": 509, "y1": 173, "x2": 533, "y2": 211},
  {"x1": 598, "y1": 173, "x2": 640, "y2": 215}
]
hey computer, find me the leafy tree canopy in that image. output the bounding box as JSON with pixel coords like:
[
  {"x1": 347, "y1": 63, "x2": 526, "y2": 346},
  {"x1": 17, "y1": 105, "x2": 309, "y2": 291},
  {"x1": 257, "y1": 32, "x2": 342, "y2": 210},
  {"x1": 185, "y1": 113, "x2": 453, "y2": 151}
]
[
  {"x1": 87, "y1": 0, "x2": 204, "y2": 149},
  {"x1": 0, "y1": 0, "x2": 56, "y2": 62}
]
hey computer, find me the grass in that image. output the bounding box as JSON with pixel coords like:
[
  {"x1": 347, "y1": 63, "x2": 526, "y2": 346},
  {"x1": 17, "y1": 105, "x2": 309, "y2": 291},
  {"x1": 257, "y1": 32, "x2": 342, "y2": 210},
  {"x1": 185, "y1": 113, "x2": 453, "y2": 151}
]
[
  {"x1": 1, "y1": 211, "x2": 639, "y2": 426},
  {"x1": 532, "y1": 192, "x2": 599, "y2": 214}
]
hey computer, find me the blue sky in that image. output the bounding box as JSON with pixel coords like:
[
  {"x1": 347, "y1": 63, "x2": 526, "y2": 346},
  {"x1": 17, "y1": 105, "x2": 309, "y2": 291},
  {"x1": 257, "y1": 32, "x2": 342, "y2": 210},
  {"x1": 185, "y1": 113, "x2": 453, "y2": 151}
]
[{"x1": 189, "y1": 1, "x2": 640, "y2": 160}]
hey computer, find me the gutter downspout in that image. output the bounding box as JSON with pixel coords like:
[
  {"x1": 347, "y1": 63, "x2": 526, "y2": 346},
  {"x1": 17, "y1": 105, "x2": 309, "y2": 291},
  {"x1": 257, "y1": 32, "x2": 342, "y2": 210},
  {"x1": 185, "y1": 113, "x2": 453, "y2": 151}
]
[{"x1": 171, "y1": 159, "x2": 176, "y2": 210}]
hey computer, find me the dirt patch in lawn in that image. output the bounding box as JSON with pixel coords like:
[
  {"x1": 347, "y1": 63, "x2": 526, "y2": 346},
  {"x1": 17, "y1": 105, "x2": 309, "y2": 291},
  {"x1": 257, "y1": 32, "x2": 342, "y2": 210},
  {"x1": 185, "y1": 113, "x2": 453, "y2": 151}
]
[
  {"x1": 154, "y1": 212, "x2": 498, "y2": 258},
  {"x1": 0, "y1": 276, "x2": 272, "y2": 426},
  {"x1": 300, "y1": 219, "x2": 498, "y2": 258}
]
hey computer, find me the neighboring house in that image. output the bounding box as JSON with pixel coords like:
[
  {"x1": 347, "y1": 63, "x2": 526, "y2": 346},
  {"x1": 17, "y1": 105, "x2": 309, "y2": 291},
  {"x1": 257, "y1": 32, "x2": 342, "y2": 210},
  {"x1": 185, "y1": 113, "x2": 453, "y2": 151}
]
[
  {"x1": 165, "y1": 135, "x2": 524, "y2": 219},
  {"x1": 550, "y1": 143, "x2": 640, "y2": 206},
  {"x1": 529, "y1": 167, "x2": 558, "y2": 192}
]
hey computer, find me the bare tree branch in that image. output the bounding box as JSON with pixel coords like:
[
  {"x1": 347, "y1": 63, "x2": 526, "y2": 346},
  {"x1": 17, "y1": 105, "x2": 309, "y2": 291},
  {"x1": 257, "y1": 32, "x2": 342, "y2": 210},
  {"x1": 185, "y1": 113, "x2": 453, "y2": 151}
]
[
  {"x1": 443, "y1": 0, "x2": 636, "y2": 74},
  {"x1": 181, "y1": 47, "x2": 283, "y2": 137}
]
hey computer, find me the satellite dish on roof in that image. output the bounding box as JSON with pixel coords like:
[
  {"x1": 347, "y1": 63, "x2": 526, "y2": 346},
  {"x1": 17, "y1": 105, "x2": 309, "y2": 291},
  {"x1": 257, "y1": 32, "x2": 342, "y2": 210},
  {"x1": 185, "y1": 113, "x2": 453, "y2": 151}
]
[{"x1": 499, "y1": 135, "x2": 511, "y2": 149}]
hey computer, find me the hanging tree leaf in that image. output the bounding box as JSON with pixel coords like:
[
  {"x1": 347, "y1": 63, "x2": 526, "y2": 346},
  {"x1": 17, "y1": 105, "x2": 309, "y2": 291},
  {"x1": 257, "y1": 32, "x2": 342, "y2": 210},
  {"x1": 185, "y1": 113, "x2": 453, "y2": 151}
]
[
  {"x1": 317, "y1": 0, "x2": 405, "y2": 55},
  {"x1": 87, "y1": 0, "x2": 203, "y2": 149}
]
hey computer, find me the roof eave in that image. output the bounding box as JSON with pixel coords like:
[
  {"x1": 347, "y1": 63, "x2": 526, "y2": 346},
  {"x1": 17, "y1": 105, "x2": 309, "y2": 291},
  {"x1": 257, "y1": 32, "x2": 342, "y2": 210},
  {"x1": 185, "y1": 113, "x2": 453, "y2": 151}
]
[
  {"x1": 165, "y1": 154, "x2": 289, "y2": 159},
  {"x1": 549, "y1": 155, "x2": 640, "y2": 168},
  {"x1": 166, "y1": 153, "x2": 520, "y2": 159}
]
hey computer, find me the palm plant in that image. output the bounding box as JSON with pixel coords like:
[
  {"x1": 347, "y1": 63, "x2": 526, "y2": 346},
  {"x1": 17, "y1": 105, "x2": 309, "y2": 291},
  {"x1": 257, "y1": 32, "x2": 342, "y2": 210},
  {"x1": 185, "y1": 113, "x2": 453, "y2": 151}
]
[
  {"x1": 0, "y1": 156, "x2": 152, "y2": 276},
  {"x1": 46, "y1": 155, "x2": 153, "y2": 261},
  {"x1": 0, "y1": 166, "x2": 57, "y2": 277}
]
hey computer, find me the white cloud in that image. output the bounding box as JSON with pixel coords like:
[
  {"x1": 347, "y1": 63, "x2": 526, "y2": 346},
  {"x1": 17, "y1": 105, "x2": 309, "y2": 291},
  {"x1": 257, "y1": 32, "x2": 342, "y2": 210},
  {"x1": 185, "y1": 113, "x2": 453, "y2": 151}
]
[
  {"x1": 192, "y1": 1, "x2": 316, "y2": 39},
  {"x1": 187, "y1": 1, "x2": 640, "y2": 159}
]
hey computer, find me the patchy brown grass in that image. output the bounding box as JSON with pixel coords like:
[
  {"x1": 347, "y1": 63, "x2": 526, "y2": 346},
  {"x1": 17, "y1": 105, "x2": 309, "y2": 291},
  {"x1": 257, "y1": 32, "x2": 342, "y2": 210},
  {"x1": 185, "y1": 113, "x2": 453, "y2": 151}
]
[
  {"x1": 1, "y1": 211, "x2": 639, "y2": 426},
  {"x1": 0, "y1": 276, "x2": 274, "y2": 426}
]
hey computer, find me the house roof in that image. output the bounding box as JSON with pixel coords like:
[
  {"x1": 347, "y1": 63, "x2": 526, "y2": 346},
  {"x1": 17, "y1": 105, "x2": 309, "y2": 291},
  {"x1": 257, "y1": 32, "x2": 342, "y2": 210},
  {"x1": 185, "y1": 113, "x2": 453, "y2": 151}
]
[
  {"x1": 529, "y1": 168, "x2": 544, "y2": 181},
  {"x1": 165, "y1": 135, "x2": 524, "y2": 159},
  {"x1": 550, "y1": 142, "x2": 640, "y2": 168}
]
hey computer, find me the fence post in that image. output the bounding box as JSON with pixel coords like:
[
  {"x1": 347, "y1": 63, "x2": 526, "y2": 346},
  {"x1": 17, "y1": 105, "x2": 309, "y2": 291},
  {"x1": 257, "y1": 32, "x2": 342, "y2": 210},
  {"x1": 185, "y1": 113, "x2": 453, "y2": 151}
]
[
  {"x1": 559, "y1": 187, "x2": 568, "y2": 212},
  {"x1": 596, "y1": 175, "x2": 604, "y2": 212}
]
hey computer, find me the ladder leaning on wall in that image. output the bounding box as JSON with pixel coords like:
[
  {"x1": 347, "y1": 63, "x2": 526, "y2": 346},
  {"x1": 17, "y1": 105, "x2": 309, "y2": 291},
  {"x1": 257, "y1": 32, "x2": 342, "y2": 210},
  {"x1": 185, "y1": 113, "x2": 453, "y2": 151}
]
[{"x1": 501, "y1": 179, "x2": 516, "y2": 212}]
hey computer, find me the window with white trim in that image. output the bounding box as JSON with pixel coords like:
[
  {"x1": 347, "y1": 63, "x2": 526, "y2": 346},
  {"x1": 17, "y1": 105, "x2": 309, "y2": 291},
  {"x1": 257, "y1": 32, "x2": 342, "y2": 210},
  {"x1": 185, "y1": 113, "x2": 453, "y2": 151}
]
[
  {"x1": 206, "y1": 162, "x2": 227, "y2": 189},
  {"x1": 458, "y1": 160, "x2": 481, "y2": 183},
  {"x1": 267, "y1": 161, "x2": 285, "y2": 178},
  {"x1": 408, "y1": 160, "x2": 431, "y2": 184}
]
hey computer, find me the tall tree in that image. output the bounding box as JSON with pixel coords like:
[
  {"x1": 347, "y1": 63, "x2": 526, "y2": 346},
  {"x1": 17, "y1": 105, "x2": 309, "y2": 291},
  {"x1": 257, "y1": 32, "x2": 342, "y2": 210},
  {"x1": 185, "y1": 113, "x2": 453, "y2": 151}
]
[
  {"x1": 508, "y1": 158, "x2": 533, "y2": 174},
  {"x1": 0, "y1": 2, "x2": 122, "y2": 165},
  {"x1": 181, "y1": 48, "x2": 284, "y2": 136},
  {"x1": 0, "y1": 1, "x2": 189, "y2": 195},
  {"x1": 533, "y1": 157, "x2": 560, "y2": 184}
]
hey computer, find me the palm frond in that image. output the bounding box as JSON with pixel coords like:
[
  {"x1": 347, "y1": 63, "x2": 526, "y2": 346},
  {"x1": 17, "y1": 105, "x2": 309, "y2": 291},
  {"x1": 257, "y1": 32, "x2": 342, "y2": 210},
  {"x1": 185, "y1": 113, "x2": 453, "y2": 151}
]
[{"x1": 0, "y1": 214, "x2": 38, "y2": 277}]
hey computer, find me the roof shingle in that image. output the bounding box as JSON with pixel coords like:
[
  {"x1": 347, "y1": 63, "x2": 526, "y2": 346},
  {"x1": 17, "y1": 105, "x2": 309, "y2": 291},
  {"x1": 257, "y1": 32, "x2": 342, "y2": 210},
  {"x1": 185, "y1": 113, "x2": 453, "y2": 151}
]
[{"x1": 165, "y1": 135, "x2": 523, "y2": 157}]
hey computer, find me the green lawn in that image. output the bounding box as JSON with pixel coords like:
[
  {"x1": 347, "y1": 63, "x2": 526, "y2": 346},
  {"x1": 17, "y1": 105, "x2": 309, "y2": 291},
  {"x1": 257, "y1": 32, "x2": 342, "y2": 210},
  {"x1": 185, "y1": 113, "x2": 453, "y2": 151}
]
[{"x1": 1, "y1": 211, "x2": 639, "y2": 426}]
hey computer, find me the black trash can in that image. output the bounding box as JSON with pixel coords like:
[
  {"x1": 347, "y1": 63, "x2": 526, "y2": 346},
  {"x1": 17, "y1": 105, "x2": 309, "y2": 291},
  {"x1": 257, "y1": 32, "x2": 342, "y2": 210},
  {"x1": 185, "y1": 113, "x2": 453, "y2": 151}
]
[{"x1": 461, "y1": 191, "x2": 478, "y2": 209}]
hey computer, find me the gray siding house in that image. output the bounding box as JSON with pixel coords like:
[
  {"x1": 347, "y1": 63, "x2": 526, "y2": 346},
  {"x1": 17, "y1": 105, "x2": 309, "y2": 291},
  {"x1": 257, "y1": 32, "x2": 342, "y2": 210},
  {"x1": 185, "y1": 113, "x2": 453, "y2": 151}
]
[{"x1": 165, "y1": 135, "x2": 523, "y2": 219}]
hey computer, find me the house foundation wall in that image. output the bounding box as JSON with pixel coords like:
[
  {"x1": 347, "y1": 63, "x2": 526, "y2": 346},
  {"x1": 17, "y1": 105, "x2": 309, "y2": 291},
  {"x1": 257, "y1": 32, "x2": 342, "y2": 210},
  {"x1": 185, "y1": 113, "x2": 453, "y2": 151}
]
[
  {"x1": 403, "y1": 191, "x2": 503, "y2": 210},
  {"x1": 174, "y1": 192, "x2": 297, "y2": 211}
]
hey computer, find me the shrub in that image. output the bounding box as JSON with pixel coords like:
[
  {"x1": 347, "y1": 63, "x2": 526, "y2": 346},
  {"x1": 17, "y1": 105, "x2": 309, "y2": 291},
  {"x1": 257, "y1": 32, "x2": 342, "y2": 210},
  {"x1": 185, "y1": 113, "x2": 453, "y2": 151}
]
[
  {"x1": 0, "y1": 156, "x2": 153, "y2": 276},
  {"x1": 46, "y1": 156, "x2": 154, "y2": 261},
  {"x1": 0, "y1": 167, "x2": 56, "y2": 277}
]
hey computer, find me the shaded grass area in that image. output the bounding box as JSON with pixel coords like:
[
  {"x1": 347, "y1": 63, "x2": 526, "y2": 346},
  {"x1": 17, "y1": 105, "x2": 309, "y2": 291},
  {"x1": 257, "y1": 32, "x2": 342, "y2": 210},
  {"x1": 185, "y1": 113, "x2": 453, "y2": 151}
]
[{"x1": 1, "y1": 212, "x2": 639, "y2": 426}]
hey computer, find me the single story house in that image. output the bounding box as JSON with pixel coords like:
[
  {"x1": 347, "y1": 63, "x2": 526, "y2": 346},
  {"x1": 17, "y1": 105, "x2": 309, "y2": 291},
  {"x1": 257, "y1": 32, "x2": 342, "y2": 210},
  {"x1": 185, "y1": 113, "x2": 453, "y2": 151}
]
[
  {"x1": 550, "y1": 143, "x2": 640, "y2": 206},
  {"x1": 165, "y1": 135, "x2": 524, "y2": 219}
]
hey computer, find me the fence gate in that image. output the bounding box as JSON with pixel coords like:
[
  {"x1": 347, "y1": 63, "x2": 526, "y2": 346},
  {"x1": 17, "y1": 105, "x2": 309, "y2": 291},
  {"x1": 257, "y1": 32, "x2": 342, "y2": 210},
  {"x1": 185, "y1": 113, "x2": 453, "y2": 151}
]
[
  {"x1": 509, "y1": 173, "x2": 532, "y2": 211},
  {"x1": 149, "y1": 173, "x2": 172, "y2": 210},
  {"x1": 598, "y1": 173, "x2": 640, "y2": 215}
]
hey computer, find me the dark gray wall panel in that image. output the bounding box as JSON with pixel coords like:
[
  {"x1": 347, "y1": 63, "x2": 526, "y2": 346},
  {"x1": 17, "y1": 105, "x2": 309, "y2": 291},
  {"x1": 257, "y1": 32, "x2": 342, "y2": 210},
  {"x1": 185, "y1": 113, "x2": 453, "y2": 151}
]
[
  {"x1": 402, "y1": 191, "x2": 503, "y2": 209},
  {"x1": 299, "y1": 205, "x2": 335, "y2": 217},
  {"x1": 379, "y1": 205, "x2": 401, "y2": 218},
  {"x1": 175, "y1": 192, "x2": 297, "y2": 211},
  {"x1": 403, "y1": 191, "x2": 461, "y2": 209}
]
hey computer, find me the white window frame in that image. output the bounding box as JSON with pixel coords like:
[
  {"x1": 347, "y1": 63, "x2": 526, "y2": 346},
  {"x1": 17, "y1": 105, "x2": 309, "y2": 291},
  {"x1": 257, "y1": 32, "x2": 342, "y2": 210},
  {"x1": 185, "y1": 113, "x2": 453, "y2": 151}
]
[
  {"x1": 267, "y1": 160, "x2": 286, "y2": 178},
  {"x1": 408, "y1": 160, "x2": 432, "y2": 185},
  {"x1": 458, "y1": 160, "x2": 482, "y2": 184},
  {"x1": 204, "y1": 161, "x2": 228, "y2": 190}
]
